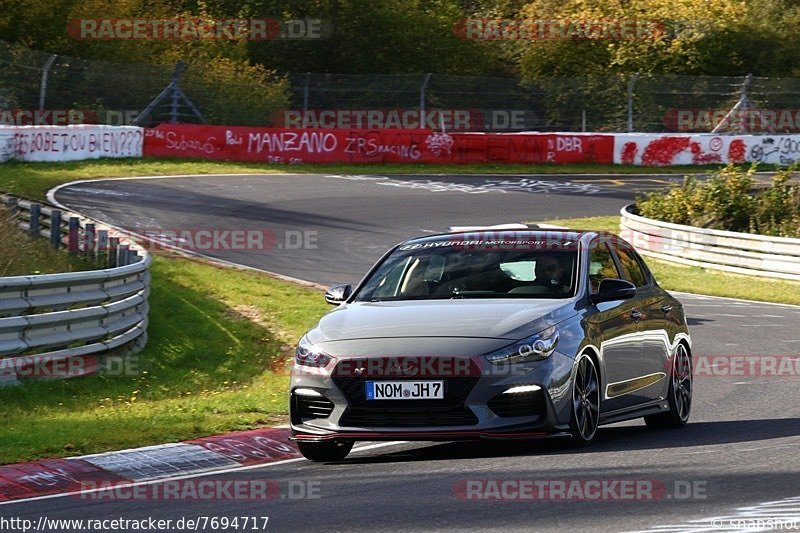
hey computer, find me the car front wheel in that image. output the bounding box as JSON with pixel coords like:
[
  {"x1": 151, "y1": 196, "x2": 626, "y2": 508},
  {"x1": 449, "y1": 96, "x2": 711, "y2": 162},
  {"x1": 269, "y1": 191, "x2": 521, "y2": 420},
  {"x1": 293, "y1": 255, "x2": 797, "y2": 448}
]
[{"x1": 569, "y1": 354, "x2": 601, "y2": 445}]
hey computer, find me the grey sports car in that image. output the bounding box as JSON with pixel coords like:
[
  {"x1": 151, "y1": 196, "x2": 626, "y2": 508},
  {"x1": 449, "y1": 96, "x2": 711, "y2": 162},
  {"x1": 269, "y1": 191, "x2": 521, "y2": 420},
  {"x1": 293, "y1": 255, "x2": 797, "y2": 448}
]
[{"x1": 289, "y1": 229, "x2": 692, "y2": 462}]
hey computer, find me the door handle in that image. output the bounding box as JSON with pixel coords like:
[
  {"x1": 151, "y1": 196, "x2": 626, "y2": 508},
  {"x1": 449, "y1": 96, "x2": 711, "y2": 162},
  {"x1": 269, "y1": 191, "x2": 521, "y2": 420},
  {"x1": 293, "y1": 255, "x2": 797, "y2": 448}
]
[
  {"x1": 660, "y1": 305, "x2": 673, "y2": 314},
  {"x1": 630, "y1": 309, "x2": 643, "y2": 321}
]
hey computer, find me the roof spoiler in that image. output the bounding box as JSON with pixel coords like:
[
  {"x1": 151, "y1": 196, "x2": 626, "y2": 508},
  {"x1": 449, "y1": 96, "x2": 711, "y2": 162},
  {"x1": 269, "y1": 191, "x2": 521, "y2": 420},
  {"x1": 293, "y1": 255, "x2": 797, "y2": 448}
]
[{"x1": 446, "y1": 223, "x2": 538, "y2": 232}]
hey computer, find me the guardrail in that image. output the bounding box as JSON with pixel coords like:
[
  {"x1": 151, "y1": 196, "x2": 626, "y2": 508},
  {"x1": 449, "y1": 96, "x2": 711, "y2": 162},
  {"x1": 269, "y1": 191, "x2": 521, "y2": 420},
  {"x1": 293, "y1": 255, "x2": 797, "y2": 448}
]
[
  {"x1": 0, "y1": 194, "x2": 150, "y2": 386},
  {"x1": 620, "y1": 204, "x2": 800, "y2": 281}
]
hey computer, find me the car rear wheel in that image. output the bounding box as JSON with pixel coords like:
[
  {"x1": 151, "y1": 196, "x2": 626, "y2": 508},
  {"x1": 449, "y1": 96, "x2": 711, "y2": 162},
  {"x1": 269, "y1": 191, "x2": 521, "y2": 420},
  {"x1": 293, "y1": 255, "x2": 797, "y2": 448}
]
[
  {"x1": 297, "y1": 439, "x2": 354, "y2": 462},
  {"x1": 569, "y1": 355, "x2": 600, "y2": 446},
  {"x1": 645, "y1": 343, "x2": 692, "y2": 429}
]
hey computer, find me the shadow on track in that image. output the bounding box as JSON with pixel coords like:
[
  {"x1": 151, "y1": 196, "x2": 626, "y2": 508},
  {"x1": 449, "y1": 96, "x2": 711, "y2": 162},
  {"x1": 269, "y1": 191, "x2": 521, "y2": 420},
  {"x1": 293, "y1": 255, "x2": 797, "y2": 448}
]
[{"x1": 337, "y1": 417, "x2": 800, "y2": 465}]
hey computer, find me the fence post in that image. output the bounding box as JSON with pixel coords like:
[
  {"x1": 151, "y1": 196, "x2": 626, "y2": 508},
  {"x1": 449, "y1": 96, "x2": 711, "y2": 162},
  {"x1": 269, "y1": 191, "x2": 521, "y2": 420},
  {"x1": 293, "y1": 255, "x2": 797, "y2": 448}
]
[
  {"x1": 84, "y1": 223, "x2": 95, "y2": 255},
  {"x1": 303, "y1": 72, "x2": 311, "y2": 115},
  {"x1": 626, "y1": 73, "x2": 639, "y2": 132},
  {"x1": 117, "y1": 244, "x2": 130, "y2": 267},
  {"x1": 128, "y1": 249, "x2": 139, "y2": 265},
  {"x1": 29, "y1": 203, "x2": 41, "y2": 238},
  {"x1": 5, "y1": 196, "x2": 18, "y2": 214},
  {"x1": 39, "y1": 54, "x2": 57, "y2": 114},
  {"x1": 419, "y1": 73, "x2": 432, "y2": 126},
  {"x1": 109, "y1": 236, "x2": 119, "y2": 267},
  {"x1": 169, "y1": 61, "x2": 185, "y2": 123},
  {"x1": 711, "y1": 73, "x2": 753, "y2": 134},
  {"x1": 97, "y1": 229, "x2": 108, "y2": 263},
  {"x1": 50, "y1": 210, "x2": 62, "y2": 249},
  {"x1": 68, "y1": 216, "x2": 80, "y2": 254}
]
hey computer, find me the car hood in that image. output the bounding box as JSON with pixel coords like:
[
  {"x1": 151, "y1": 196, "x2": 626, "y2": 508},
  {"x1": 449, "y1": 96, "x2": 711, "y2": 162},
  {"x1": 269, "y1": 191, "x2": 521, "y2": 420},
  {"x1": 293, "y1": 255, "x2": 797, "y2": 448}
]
[{"x1": 307, "y1": 299, "x2": 578, "y2": 345}]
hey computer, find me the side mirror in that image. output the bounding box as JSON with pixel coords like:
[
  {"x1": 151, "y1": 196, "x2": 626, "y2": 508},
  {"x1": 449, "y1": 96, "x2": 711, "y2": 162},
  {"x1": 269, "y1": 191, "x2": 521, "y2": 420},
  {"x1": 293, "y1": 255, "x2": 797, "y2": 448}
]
[
  {"x1": 324, "y1": 284, "x2": 352, "y2": 305},
  {"x1": 589, "y1": 278, "x2": 636, "y2": 304}
]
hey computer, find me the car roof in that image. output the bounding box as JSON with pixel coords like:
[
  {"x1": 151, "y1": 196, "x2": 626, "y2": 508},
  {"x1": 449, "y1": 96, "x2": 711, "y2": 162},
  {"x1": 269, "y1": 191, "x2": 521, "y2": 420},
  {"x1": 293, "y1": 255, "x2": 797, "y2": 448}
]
[{"x1": 401, "y1": 229, "x2": 602, "y2": 246}]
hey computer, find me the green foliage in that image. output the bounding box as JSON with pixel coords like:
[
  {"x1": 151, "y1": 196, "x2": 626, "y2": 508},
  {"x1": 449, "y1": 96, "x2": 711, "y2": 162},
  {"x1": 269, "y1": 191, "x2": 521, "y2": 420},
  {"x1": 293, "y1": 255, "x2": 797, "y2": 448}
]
[
  {"x1": 638, "y1": 165, "x2": 800, "y2": 237},
  {"x1": 3, "y1": 0, "x2": 800, "y2": 81}
]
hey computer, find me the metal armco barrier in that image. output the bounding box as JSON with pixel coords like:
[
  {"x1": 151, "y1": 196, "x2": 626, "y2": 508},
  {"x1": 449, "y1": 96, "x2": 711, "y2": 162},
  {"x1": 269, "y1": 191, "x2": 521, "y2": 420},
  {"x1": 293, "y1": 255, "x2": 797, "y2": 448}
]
[
  {"x1": 0, "y1": 194, "x2": 150, "y2": 386},
  {"x1": 620, "y1": 204, "x2": 800, "y2": 281}
]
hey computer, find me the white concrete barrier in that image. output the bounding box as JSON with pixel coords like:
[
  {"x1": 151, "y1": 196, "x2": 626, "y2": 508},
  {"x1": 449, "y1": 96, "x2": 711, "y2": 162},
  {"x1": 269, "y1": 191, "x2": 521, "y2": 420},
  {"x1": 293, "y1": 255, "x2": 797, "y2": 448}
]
[
  {"x1": 620, "y1": 204, "x2": 800, "y2": 281},
  {"x1": 0, "y1": 125, "x2": 143, "y2": 162},
  {"x1": 613, "y1": 132, "x2": 800, "y2": 166}
]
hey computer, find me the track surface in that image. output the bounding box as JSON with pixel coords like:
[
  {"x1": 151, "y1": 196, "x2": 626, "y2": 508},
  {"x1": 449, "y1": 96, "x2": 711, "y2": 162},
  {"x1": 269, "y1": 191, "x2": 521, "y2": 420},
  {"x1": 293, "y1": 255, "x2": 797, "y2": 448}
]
[{"x1": 9, "y1": 172, "x2": 797, "y2": 532}]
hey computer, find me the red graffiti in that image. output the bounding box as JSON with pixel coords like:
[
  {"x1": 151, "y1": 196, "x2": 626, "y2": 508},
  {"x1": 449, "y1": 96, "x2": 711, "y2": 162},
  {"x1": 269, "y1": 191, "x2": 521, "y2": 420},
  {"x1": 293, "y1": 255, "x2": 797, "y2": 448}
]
[
  {"x1": 690, "y1": 142, "x2": 722, "y2": 164},
  {"x1": 620, "y1": 142, "x2": 638, "y2": 164},
  {"x1": 641, "y1": 137, "x2": 691, "y2": 165},
  {"x1": 727, "y1": 139, "x2": 746, "y2": 163}
]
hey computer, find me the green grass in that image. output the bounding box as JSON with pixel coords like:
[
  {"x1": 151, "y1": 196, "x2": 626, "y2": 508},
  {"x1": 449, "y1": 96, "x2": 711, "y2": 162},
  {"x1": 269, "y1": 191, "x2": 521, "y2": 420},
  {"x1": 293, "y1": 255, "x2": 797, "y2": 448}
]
[
  {"x1": 0, "y1": 253, "x2": 329, "y2": 464},
  {"x1": 540, "y1": 215, "x2": 800, "y2": 306},
  {"x1": 0, "y1": 158, "x2": 756, "y2": 201}
]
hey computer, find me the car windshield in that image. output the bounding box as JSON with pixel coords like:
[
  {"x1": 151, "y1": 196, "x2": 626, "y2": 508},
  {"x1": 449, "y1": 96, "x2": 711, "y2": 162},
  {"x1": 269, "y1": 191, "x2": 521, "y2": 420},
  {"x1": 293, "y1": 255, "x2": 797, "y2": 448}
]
[{"x1": 354, "y1": 239, "x2": 579, "y2": 301}]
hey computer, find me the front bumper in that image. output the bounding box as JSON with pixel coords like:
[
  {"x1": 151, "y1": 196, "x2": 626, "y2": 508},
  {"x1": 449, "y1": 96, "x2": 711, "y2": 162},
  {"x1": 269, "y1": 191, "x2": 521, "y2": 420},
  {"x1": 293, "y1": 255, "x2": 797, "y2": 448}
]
[{"x1": 289, "y1": 351, "x2": 576, "y2": 442}]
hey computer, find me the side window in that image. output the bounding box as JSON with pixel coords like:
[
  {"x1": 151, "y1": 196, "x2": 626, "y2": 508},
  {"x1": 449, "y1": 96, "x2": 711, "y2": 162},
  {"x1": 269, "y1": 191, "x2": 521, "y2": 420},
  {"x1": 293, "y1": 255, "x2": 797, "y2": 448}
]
[
  {"x1": 615, "y1": 245, "x2": 649, "y2": 288},
  {"x1": 588, "y1": 242, "x2": 621, "y2": 293}
]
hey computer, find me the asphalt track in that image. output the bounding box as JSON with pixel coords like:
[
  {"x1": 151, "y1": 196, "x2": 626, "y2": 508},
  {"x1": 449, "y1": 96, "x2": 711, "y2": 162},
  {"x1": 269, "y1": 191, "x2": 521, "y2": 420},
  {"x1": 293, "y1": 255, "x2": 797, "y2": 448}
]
[{"x1": 5, "y1": 172, "x2": 798, "y2": 532}]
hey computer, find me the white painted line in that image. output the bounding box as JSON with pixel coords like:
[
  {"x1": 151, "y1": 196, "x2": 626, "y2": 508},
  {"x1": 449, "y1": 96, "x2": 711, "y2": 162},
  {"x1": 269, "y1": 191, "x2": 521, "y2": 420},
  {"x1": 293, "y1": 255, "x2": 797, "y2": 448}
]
[
  {"x1": 669, "y1": 291, "x2": 800, "y2": 309},
  {"x1": 47, "y1": 178, "x2": 328, "y2": 291},
  {"x1": 628, "y1": 493, "x2": 800, "y2": 533},
  {"x1": 0, "y1": 441, "x2": 406, "y2": 507}
]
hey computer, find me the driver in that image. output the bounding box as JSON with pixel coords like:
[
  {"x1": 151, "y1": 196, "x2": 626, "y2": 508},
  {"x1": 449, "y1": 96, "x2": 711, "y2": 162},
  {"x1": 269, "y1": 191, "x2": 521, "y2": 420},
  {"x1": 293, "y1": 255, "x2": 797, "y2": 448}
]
[{"x1": 532, "y1": 255, "x2": 568, "y2": 295}]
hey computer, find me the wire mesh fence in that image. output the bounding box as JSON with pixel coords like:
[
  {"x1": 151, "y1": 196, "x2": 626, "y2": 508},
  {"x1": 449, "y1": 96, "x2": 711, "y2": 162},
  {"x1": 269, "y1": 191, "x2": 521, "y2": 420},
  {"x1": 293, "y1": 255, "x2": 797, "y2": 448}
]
[{"x1": 3, "y1": 39, "x2": 800, "y2": 133}]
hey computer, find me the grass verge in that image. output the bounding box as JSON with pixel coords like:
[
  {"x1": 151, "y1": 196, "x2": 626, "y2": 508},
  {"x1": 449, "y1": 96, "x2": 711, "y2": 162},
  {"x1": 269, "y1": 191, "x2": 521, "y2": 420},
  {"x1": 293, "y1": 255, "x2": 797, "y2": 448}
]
[
  {"x1": 0, "y1": 253, "x2": 329, "y2": 464},
  {"x1": 540, "y1": 215, "x2": 800, "y2": 306}
]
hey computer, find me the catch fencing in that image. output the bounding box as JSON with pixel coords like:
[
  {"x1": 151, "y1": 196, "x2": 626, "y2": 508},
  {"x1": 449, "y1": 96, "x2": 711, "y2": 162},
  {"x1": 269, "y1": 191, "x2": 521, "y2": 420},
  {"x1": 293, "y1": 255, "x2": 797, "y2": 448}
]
[{"x1": 6, "y1": 39, "x2": 800, "y2": 132}]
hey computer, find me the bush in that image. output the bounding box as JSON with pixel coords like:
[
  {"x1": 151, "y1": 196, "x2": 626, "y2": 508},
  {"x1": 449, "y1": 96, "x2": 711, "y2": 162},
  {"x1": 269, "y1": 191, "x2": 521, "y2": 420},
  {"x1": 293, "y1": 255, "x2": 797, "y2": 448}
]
[{"x1": 637, "y1": 164, "x2": 800, "y2": 237}]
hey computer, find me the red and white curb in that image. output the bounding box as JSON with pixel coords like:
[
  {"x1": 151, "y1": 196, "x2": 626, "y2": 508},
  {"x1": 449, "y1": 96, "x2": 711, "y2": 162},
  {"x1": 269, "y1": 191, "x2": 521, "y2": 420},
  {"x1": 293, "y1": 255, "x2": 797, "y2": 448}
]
[{"x1": 0, "y1": 427, "x2": 299, "y2": 503}]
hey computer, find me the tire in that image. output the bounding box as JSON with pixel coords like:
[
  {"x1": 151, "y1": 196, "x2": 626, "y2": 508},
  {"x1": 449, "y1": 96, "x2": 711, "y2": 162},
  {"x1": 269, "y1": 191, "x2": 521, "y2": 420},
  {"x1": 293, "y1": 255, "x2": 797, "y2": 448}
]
[
  {"x1": 569, "y1": 354, "x2": 601, "y2": 446},
  {"x1": 645, "y1": 343, "x2": 692, "y2": 429},
  {"x1": 297, "y1": 439, "x2": 354, "y2": 462}
]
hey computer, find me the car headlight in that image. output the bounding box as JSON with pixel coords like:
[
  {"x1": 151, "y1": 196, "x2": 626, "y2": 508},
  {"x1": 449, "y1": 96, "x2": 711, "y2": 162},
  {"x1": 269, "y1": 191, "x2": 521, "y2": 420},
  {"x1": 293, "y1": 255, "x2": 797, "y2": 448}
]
[
  {"x1": 484, "y1": 325, "x2": 559, "y2": 365},
  {"x1": 295, "y1": 336, "x2": 334, "y2": 368}
]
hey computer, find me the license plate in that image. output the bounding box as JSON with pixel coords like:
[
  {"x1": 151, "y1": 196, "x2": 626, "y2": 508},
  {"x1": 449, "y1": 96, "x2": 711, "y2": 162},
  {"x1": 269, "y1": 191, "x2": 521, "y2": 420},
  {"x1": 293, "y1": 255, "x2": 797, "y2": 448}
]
[{"x1": 365, "y1": 380, "x2": 444, "y2": 400}]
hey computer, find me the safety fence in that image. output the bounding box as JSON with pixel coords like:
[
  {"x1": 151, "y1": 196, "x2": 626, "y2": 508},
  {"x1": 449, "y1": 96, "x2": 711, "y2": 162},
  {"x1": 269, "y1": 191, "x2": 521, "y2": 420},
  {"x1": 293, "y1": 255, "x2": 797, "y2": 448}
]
[
  {"x1": 7, "y1": 39, "x2": 800, "y2": 133},
  {"x1": 620, "y1": 204, "x2": 800, "y2": 281},
  {"x1": 0, "y1": 194, "x2": 150, "y2": 386}
]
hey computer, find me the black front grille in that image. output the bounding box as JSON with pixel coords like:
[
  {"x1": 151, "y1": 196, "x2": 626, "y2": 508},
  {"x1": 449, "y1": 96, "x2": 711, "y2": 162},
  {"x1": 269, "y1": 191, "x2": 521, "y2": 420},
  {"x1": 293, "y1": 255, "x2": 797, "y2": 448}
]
[
  {"x1": 487, "y1": 389, "x2": 546, "y2": 418},
  {"x1": 292, "y1": 394, "x2": 335, "y2": 423},
  {"x1": 333, "y1": 377, "x2": 480, "y2": 427},
  {"x1": 340, "y1": 406, "x2": 478, "y2": 427}
]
